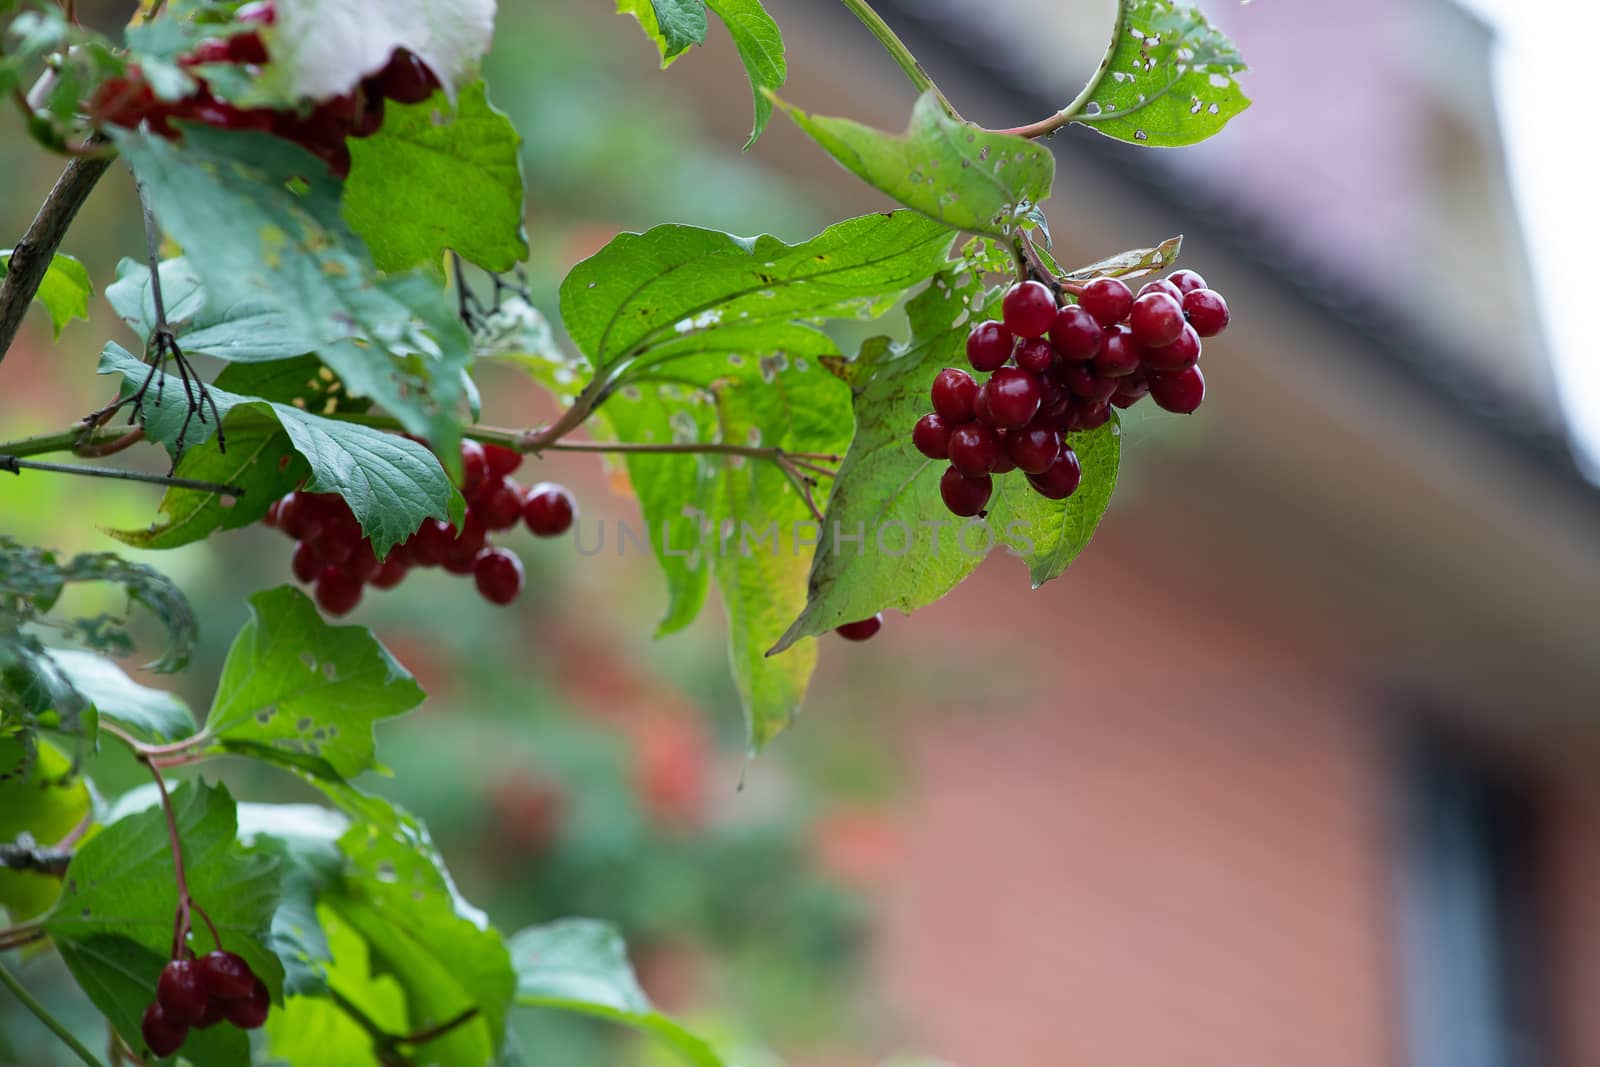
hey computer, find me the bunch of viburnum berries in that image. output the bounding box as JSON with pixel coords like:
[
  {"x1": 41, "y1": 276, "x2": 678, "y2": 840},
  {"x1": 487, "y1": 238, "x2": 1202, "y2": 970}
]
[
  {"x1": 916, "y1": 269, "x2": 1229, "y2": 517},
  {"x1": 141, "y1": 949, "x2": 269, "y2": 1057}
]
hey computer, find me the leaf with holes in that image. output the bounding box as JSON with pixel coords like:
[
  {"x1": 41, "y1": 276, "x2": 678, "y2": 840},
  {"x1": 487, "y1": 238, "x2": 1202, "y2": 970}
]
[
  {"x1": 771, "y1": 268, "x2": 1120, "y2": 653},
  {"x1": 344, "y1": 80, "x2": 527, "y2": 274},
  {"x1": 106, "y1": 256, "x2": 322, "y2": 363},
  {"x1": 1, "y1": 248, "x2": 91, "y2": 338},
  {"x1": 101, "y1": 346, "x2": 462, "y2": 557},
  {"x1": 1071, "y1": 0, "x2": 1249, "y2": 147},
  {"x1": 43, "y1": 648, "x2": 195, "y2": 743},
  {"x1": 201, "y1": 586, "x2": 424, "y2": 781},
  {"x1": 511, "y1": 919, "x2": 725, "y2": 1067},
  {"x1": 44, "y1": 780, "x2": 283, "y2": 1067},
  {"x1": 114, "y1": 126, "x2": 473, "y2": 471},
  {"x1": 771, "y1": 91, "x2": 1055, "y2": 238},
  {"x1": 615, "y1": 0, "x2": 707, "y2": 64}
]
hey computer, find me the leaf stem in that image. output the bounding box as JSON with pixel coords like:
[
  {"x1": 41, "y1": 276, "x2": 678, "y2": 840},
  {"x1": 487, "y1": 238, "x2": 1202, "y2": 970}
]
[
  {"x1": 397, "y1": 1007, "x2": 479, "y2": 1047},
  {"x1": 990, "y1": 1, "x2": 1127, "y2": 138},
  {"x1": 0, "y1": 958, "x2": 110, "y2": 1067},
  {"x1": 0, "y1": 455, "x2": 244, "y2": 496},
  {"x1": 834, "y1": 0, "x2": 959, "y2": 119}
]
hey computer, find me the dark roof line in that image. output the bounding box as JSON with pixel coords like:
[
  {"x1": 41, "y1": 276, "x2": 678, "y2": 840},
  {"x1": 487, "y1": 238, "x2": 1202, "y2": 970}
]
[{"x1": 867, "y1": 0, "x2": 1596, "y2": 503}]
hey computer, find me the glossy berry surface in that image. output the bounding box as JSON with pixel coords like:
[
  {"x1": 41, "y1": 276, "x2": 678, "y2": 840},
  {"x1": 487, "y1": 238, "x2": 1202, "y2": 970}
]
[
  {"x1": 1168, "y1": 268, "x2": 1207, "y2": 294},
  {"x1": 1006, "y1": 425, "x2": 1062, "y2": 475},
  {"x1": 1050, "y1": 304, "x2": 1103, "y2": 362},
  {"x1": 473, "y1": 548, "x2": 525, "y2": 605},
  {"x1": 1078, "y1": 277, "x2": 1133, "y2": 327},
  {"x1": 199, "y1": 951, "x2": 257, "y2": 1002},
  {"x1": 913, "y1": 413, "x2": 952, "y2": 459},
  {"x1": 1027, "y1": 448, "x2": 1083, "y2": 500},
  {"x1": 930, "y1": 368, "x2": 978, "y2": 423},
  {"x1": 835, "y1": 614, "x2": 883, "y2": 641},
  {"x1": 1142, "y1": 322, "x2": 1200, "y2": 373},
  {"x1": 1059, "y1": 363, "x2": 1119, "y2": 403},
  {"x1": 375, "y1": 48, "x2": 441, "y2": 105},
  {"x1": 1130, "y1": 292, "x2": 1185, "y2": 348},
  {"x1": 1137, "y1": 278, "x2": 1184, "y2": 303},
  {"x1": 1149, "y1": 365, "x2": 1206, "y2": 414},
  {"x1": 1111, "y1": 371, "x2": 1150, "y2": 409},
  {"x1": 1001, "y1": 280, "x2": 1058, "y2": 338},
  {"x1": 226, "y1": 979, "x2": 271, "y2": 1030},
  {"x1": 939, "y1": 467, "x2": 992, "y2": 517},
  {"x1": 1094, "y1": 325, "x2": 1144, "y2": 378},
  {"x1": 947, "y1": 423, "x2": 1002, "y2": 477},
  {"x1": 1014, "y1": 337, "x2": 1055, "y2": 374},
  {"x1": 524, "y1": 483, "x2": 576, "y2": 537},
  {"x1": 983, "y1": 367, "x2": 1042, "y2": 429},
  {"x1": 156, "y1": 959, "x2": 209, "y2": 1025},
  {"x1": 965, "y1": 320, "x2": 1013, "y2": 372},
  {"x1": 1183, "y1": 288, "x2": 1230, "y2": 337},
  {"x1": 141, "y1": 1001, "x2": 188, "y2": 1058}
]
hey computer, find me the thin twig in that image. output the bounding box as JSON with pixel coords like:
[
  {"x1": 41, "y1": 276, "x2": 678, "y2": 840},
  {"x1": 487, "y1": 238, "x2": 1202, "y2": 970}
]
[
  {"x1": 991, "y1": 1, "x2": 1127, "y2": 138},
  {"x1": 0, "y1": 842, "x2": 73, "y2": 876},
  {"x1": 397, "y1": 1007, "x2": 479, "y2": 1047},
  {"x1": 834, "y1": 0, "x2": 959, "y2": 119},
  {"x1": 1, "y1": 455, "x2": 244, "y2": 496},
  {"x1": 0, "y1": 959, "x2": 110, "y2": 1067}
]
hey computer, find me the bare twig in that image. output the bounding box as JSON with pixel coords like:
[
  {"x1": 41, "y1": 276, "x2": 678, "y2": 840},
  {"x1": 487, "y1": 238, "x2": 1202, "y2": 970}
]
[{"x1": 1, "y1": 455, "x2": 243, "y2": 495}]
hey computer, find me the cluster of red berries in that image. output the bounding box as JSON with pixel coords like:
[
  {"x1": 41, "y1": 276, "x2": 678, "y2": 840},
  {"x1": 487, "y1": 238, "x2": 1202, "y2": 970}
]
[
  {"x1": 916, "y1": 270, "x2": 1229, "y2": 516},
  {"x1": 264, "y1": 440, "x2": 578, "y2": 616},
  {"x1": 141, "y1": 950, "x2": 269, "y2": 1057},
  {"x1": 89, "y1": 1, "x2": 441, "y2": 178}
]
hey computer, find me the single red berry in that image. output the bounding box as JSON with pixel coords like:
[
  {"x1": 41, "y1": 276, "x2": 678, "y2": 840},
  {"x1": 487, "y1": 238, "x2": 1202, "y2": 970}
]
[
  {"x1": 835, "y1": 614, "x2": 883, "y2": 641},
  {"x1": 1094, "y1": 324, "x2": 1144, "y2": 378},
  {"x1": 939, "y1": 467, "x2": 992, "y2": 517},
  {"x1": 1142, "y1": 322, "x2": 1200, "y2": 373},
  {"x1": 965, "y1": 320, "x2": 1013, "y2": 372},
  {"x1": 1168, "y1": 269, "x2": 1207, "y2": 294},
  {"x1": 276, "y1": 493, "x2": 320, "y2": 542},
  {"x1": 156, "y1": 959, "x2": 209, "y2": 1026},
  {"x1": 930, "y1": 367, "x2": 979, "y2": 423},
  {"x1": 1001, "y1": 280, "x2": 1058, "y2": 338},
  {"x1": 913, "y1": 413, "x2": 953, "y2": 459},
  {"x1": 484, "y1": 443, "x2": 523, "y2": 479},
  {"x1": 375, "y1": 48, "x2": 440, "y2": 105},
  {"x1": 984, "y1": 367, "x2": 1042, "y2": 429},
  {"x1": 1014, "y1": 337, "x2": 1055, "y2": 374},
  {"x1": 524, "y1": 483, "x2": 576, "y2": 537},
  {"x1": 225, "y1": 978, "x2": 270, "y2": 1030},
  {"x1": 141, "y1": 1001, "x2": 188, "y2": 1058},
  {"x1": 1027, "y1": 448, "x2": 1083, "y2": 500},
  {"x1": 1129, "y1": 292, "x2": 1185, "y2": 348},
  {"x1": 1183, "y1": 288, "x2": 1230, "y2": 337},
  {"x1": 314, "y1": 568, "x2": 363, "y2": 617},
  {"x1": 1138, "y1": 278, "x2": 1185, "y2": 304},
  {"x1": 1037, "y1": 374, "x2": 1071, "y2": 422},
  {"x1": 1111, "y1": 370, "x2": 1150, "y2": 409},
  {"x1": 1149, "y1": 365, "x2": 1206, "y2": 414},
  {"x1": 1058, "y1": 363, "x2": 1119, "y2": 403},
  {"x1": 290, "y1": 541, "x2": 320, "y2": 584},
  {"x1": 1050, "y1": 304, "x2": 1103, "y2": 362},
  {"x1": 460, "y1": 440, "x2": 489, "y2": 494},
  {"x1": 474, "y1": 547, "x2": 524, "y2": 605},
  {"x1": 197, "y1": 952, "x2": 256, "y2": 1002},
  {"x1": 947, "y1": 423, "x2": 1002, "y2": 477},
  {"x1": 370, "y1": 555, "x2": 409, "y2": 589},
  {"x1": 1005, "y1": 424, "x2": 1063, "y2": 475},
  {"x1": 1063, "y1": 400, "x2": 1113, "y2": 431},
  {"x1": 1078, "y1": 278, "x2": 1133, "y2": 327},
  {"x1": 480, "y1": 479, "x2": 526, "y2": 530}
]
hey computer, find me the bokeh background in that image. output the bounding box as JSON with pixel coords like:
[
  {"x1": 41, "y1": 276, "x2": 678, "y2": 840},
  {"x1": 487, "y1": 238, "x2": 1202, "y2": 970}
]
[{"x1": 6, "y1": 2, "x2": 1600, "y2": 1066}]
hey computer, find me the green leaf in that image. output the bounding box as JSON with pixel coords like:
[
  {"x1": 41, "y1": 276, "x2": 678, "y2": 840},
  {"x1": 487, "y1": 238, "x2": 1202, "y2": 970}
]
[
  {"x1": 1072, "y1": 0, "x2": 1250, "y2": 147},
  {"x1": 0, "y1": 249, "x2": 91, "y2": 337},
  {"x1": 510, "y1": 919, "x2": 725, "y2": 1067},
  {"x1": 236, "y1": 802, "x2": 348, "y2": 997},
  {"x1": 45, "y1": 780, "x2": 283, "y2": 1066},
  {"x1": 43, "y1": 648, "x2": 195, "y2": 743},
  {"x1": 0, "y1": 735, "x2": 90, "y2": 922},
  {"x1": 705, "y1": 0, "x2": 785, "y2": 148},
  {"x1": 101, "y1": 345, "x2": 462, "y2": 557},
  {"x1": 615, "y1": 0, "x2": 708, "y2": 64},
  {"x1": 203, "y1": 586, "x2": 424, "y2": 781},
  {"x1": 113, "y1": 125, "x2": 474, "y2": 467},
  {"x1": 105, "y1": 256, "x2": 322, "y2": 362},
  {"x1": 266, "y1": 905, "x2": 408, "y2": 1067},
  {"x1": 344, "y1": 80, "x2": 528, "y2": 274},
  {"x1": 771, "y1": 91, "x2": 1055, "y2": 238},
  {"x1": 771, "y1": 269, "x2": 1120, "y2": 652}
]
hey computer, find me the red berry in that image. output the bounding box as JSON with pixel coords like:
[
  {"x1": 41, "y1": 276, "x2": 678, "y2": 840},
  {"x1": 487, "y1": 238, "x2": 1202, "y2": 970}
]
[
  {"x1": 314, "y1": 568, "x2": 362, "y2": 617},
  {"x1": 156, "y1": 959, "x2": 209, "y2": 1026},
  {"x1": 965, "y1": 320, "x2": 1013, "y2": 372},
  {"x1": 1183, "y1": 288, "x2": 1229, "y2": 337},
  {"x1": 524, "y1": 483, "x2": 576, "y2": 537},
  {"x1": 1064, "y1": 400, "x2": 1113, "y2": 431},
  {"x1": 197, "y1": 952, "x2": 256, "y2": 1002},
  {"x1": 141, "y1": 1001, "x2": 188, "y2": 1058},
  {"x1": 1050, "y1": 304, "x2": 1103, "y2": 362},
  {"x1": 1014, "y1": 337, "x2": 1055, "y2": 374},
  {"x1": 224, "y1": 31, "x2": 269, "y2": 64},
  {"x1": 1094, "y1": 324, "x2": 1143, "y2": 378},
  {"x1": 947, "y1": 423, "x2": 1002, "y2": 477},
  {"x1": 309, "y1": 524, "x2": 357, "y2": 567},
  {"x1": 375, "y1": 48, "x2": 441, "y2": 105},
  {"x1": 930, "y1": 368, "x2": 978, "y2": 423},
  {"x1": 1142, "y1": 322, "x2": 1200, "y2": 373},
  {"x1": 276, "y1": 492, "x2": 320, "y2": 541},
  {"x1": 1111, "y1": 370, "x2": 1150, "y2": 409},
  {"x1": 483, "y1": 443, "x2": 523, "y2": 479},
  {"x1": 1149, "y1": 365, "x2": 1206, "y2": 414},
  {"x1": 1037, "y1": 374, "x2": 1071, "y2": 422},
  {"x1": 913, "y1": 413, "x2": 952, "y2": 459},
  {"x1": 225, "y1": 978, "x2": 270, "y2": 1030},
  {"x1": 989, "y1": 443, "x2": 1017, "y2": 475},
  {"x1": 1138, "y1": 278, "x2": 1184, "y2": 304},
  {"x1": 1001, "y1": 280, "x2": 1058, "y2": 339},
  {"x1": 441, "y1": 514, "x2": 488, "y2": 573},
  {"x1": 973, "y1": 381, "x2": 997, "y2": 427},
  {"x1": 460, "y1": 440, "x2": 489, "y2": 494},
  {"x1": 473, "y1": 547, "x2": 524, "y2": 605},
  {"x1": 1006, "y1": 424, "x2": 1063, "y2": 475},
  {"x1": 1168, "y1": 269, "x2": 1207, "y2": 294},
  {"x1": 1077, "y1": 277, "x2": 1133, "y2": 327},
  {"x1": 835, "y1": 614, "x2": 883, "y2": 641},
  {"x1": 480, "y1": 479, "x2": 526, "y2": 530},
  {"x1": 407, "y1": 518, "x2": 453, "y2": 567},
  {"x1": 1027, "y1": 448, "x2": 1083, "y2": 500},
  {"x1": 193, "y1": 997, "x2": 227, "y2": 1030},
  {"x1": 983, "y1": 367, "x2": 1041, "y2": 429},
  {"x1": 939, "y1": 467, "x2": 992, "y2": 517},
  {"x1": 370, "y1": 555, "x2": 409, "y2": 589},
  {"x1": 1058, "y1": 363, "x2": 1119, "y2": 403},
  {"x1": 345, "y1": 541, "x2": 383, "y2": 583},
  {"x1": 290, "y1": 541, "x2": 320, "y2": 584},
  {"x1": 1129, "y1": 292, "x2": 1185, "y2": 348}
]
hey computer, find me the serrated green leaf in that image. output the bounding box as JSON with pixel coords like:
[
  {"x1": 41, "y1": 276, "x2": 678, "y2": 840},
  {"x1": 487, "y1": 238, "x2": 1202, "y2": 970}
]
[
  {"x1": 510, "y1": 919, "x2": 725, "y2": 1067},
  {"x1": 101, "y1": 345, "x2": 461, "y2": 557},
  {"x1": 114, "y1": 125, "x2": 473, "y2": 468},
  {"x1": 106, "y1": 255, "x2": 322, "y2": 362},
  {"x1": 45, "y1": 780, "x2": 283, "y2": 1066},
  {"x1": 705, "y1": 0, "x2": 785, "y2": 147},
  {"x1": 203, "y1": 586, "x2": 423, "y2": 781},
  {"x1": 344, "y1": 80, "x2": 527, "y2": 274},
  {"x1": 0, "y1": 735, "x2": 89, "y2": 922},
  {"x1": 615, "y1": 0, "x2": 708, "y2": 63},
  {"x1": 43, "y1": 648, "x2": 195, "y2": 742},
  {"x1": 0, "y1": 248, "x2": 91, "y2": 338},
  {"x1": 1072, "y1": 0, "x2": 1249, "y2": 146},
  {"x1": 772, "y1": 91, "x2": 1054, "y2": 238},
  {"x1": 771, "y1": 270, "x2": 1120, "y2": 652}
]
